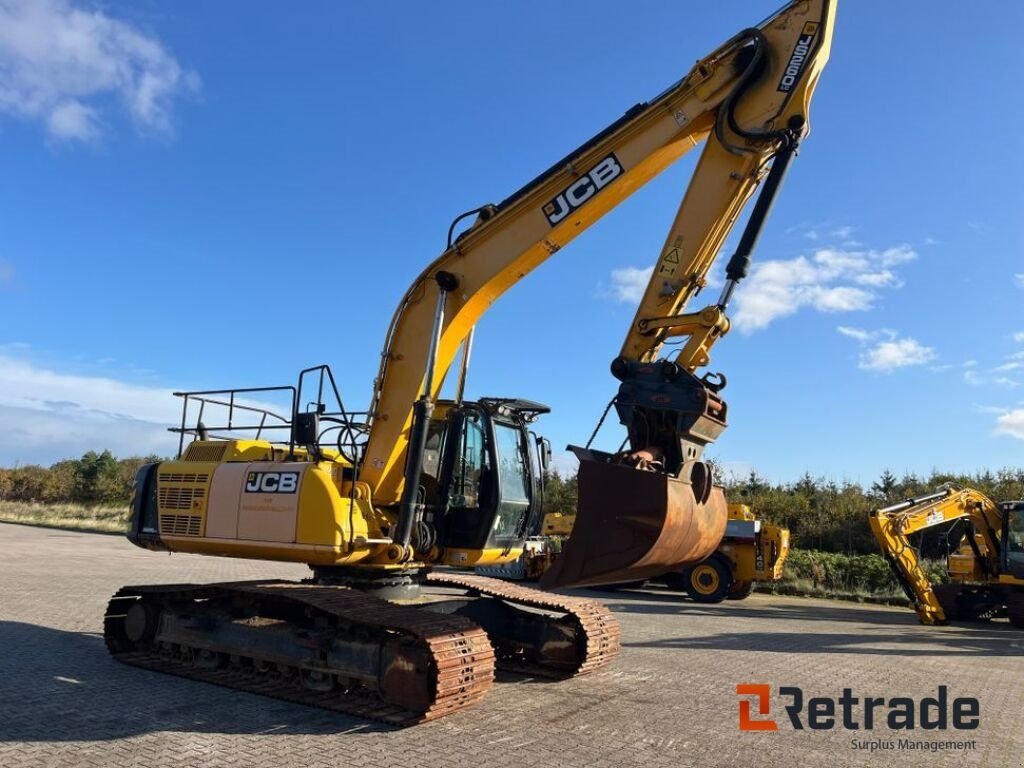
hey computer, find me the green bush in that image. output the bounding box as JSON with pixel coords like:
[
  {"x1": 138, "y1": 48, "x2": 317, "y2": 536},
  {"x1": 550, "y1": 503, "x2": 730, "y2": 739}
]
[
  {"x1": 0, "y1": 451, "x2": 163, "y2": 506},
  {"x1": 781, "y1": 548, "x2": 949, "y2": 598}
]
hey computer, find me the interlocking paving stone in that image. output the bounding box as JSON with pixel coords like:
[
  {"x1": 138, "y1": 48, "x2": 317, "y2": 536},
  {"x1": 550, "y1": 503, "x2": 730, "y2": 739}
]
[{"x1": 1, "y1": 522, "x2": 1020, "y2": 768}]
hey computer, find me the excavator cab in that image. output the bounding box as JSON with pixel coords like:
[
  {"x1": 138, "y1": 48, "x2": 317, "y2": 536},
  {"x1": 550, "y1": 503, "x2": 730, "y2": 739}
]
[{"x1": 422, "y1": 399, "x2": 549, "y2": 561}]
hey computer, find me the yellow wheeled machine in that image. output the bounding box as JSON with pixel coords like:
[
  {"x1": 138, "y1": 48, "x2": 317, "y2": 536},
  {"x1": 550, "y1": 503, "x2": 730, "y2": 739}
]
[
  {"x1": 870, "y1": 485, "x2": 1024, "y2": 627},
  {"x1": 482, "y1": 503, "x2": 789, "y2": 603},
  {"x1": 672, "y1": 504, "x2": 790, "y2": 602},
  {"x1": 105, "y1": 0, "x2": 836, "y2": 724}
]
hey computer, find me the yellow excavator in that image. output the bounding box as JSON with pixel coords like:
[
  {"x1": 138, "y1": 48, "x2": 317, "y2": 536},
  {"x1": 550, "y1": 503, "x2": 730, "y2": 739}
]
[
  {"x1": 104, "y1": 0, "x2": 836, "y2": 724},
  {"x1": 870, "y1": 485, "x2": 1024, "y2": 627},
  {"x1": 481, "y1": 503, "x2": 791, "y2": 603}
]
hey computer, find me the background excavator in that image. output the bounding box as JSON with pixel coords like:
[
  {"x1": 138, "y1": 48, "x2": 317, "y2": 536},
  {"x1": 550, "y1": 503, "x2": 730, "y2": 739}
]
[
  {"x1": 870, "y1": 485, "x2": 1024, "y2": 627},
  {"x1": 103, "y1": 0, "x2": 836, "y2": 724}
]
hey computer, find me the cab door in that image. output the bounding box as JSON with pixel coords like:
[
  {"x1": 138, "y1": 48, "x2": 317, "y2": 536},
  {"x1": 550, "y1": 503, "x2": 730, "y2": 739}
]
[
  {"x1": 1003, "y1": 503, "x2": 1024, "y2": 579},
  {"x1": 437, "y1": 408, "x2": 497, "y2": 550}
]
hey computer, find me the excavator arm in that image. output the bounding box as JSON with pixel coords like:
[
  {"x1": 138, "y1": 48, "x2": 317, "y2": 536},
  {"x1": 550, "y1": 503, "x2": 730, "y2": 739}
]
[
  {"x1": 362, "y1": 0, "x2": 837, "y2": 513},
  {"x1": 869, "y1": 485, "x2": 1004, "y2": 624}
]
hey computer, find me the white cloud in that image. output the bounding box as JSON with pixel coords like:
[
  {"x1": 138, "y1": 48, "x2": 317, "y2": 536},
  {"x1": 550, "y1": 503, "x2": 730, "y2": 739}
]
[
  {"x1": 964, "y1": 368, "x2": 985, "y2": 386},
  {"x1": 0, "y1": 354, "x2": 178, "y2": 463},
  {"x1": 995, "y1": 409, "x2": 1024, "y2": 440},
  {"x1": 960, "y1": 351, "x2": 1024, "y2": 388},
  {"x1": 46, "y1": 98, "x2": 99, "y2": 141},
  {"x1": 609, "y1": 265, "x2": 654, "y2": 303},
  {"x1": 836, "y1": 326, "x2": 872, "y2": 342},
  {"x1": 731, "y1": 244, "x2": 916, "y2": 332},
  {"x1": 0, "y1": 353, "x2": 290, "y2": 465},
  {"x1": 1015, "y1": 274, "x2": 1024, "y2": 289},
  {"x1": 853, "y1": 270, "x2": 899, "y2": 287},
  {"x1": 0, "y1": 0, "x2": 198, "y2": 143},
  {"x1": 1013, "y1": 331, "x2": 1024, "y2": 343},
  {"x1": 859, "y1": 337, "x2": 936, "y2": 372},
  {"x1": 991, "y1": 362, "x2": 1023, "y2": 374},
  {"x1": 837, "y1": 327, "x2": 936, "y2": 373}
]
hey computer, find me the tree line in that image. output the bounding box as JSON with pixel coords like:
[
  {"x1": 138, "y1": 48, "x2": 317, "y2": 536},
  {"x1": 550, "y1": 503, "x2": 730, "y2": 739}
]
[
  {"x1": 4, "y1": 452, "x2": 1022, "y2": 560},
  {"x1": 0, "y1": 451, "x2": 161, "y2": 506},
  {"x1": 543, "y1": 465, "x2": 1024, "y2": 557}
]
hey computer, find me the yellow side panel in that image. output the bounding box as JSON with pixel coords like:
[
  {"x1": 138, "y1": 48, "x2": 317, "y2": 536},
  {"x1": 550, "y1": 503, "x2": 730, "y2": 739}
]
[{"x1": 295, "y1": 466, "x2": 372, "y2": 548}]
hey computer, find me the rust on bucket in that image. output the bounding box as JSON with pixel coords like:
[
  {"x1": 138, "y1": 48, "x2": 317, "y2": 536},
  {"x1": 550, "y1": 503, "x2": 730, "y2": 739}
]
[{"x1": 538, "y1": 456, "x2": 728, "y2": 590}]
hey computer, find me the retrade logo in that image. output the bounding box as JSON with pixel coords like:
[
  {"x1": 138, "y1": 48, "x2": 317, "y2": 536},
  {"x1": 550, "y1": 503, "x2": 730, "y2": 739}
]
[
  {"x1": 542, "y1": 153, "x2": 623, "y2": 226},
  {"x1": 737, "y1": 684, "x2": 778, "y2": 731},
  {"x1": 736, "y1": 684, "x2": 980, "y2": 732}
]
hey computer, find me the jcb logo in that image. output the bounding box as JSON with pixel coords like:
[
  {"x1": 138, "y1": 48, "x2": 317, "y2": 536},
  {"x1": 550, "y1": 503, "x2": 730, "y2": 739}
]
[
  {"x1": 245, "y1": 471, "x2": 299, "y2": 494},
  {"x1": 737, "y1": 684, "x2": 778, "y2": 731},
  {"x1": 542, "y1": 154, "x2": 623, "y2": 226}
]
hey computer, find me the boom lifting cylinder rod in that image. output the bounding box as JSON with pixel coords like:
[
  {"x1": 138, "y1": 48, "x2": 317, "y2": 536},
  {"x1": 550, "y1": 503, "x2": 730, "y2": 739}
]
[{"x1": 395, "y1": 271, "x2": 459, "y2": 553}]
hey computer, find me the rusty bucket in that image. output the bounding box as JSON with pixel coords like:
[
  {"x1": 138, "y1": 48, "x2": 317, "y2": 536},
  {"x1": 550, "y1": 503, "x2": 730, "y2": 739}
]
[{"x1": 538, "y1": 455, "x2": 728, "y2": 590}]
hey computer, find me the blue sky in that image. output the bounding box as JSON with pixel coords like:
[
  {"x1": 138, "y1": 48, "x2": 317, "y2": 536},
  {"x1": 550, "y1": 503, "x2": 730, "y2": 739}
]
[{"x1": 0, "y1": 0, "x2": 1021, "y2": 484}]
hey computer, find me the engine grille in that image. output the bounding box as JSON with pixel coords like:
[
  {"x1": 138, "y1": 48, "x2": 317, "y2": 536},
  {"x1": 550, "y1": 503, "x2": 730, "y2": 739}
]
[
  {"x1": 182, "y1": 443, "x2": 227, "y2": 462},
  {"x1": 158, "y1": 472, "x2": 210, "y2": 485},
  {"x1": 159, "y1": 514, "x2": 203, "y2": 536},
  {"x1": 158, "y1": 485, "x2": 206, "y2": 511}
]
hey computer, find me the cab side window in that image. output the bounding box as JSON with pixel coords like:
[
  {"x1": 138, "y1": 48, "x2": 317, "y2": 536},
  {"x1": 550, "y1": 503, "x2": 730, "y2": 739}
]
[
  {"x1": 1008, "y1": 509, "x2": 1024, "y2": 552},
  {"x1": 449, "y1": 414, "x2": 489, "y2": 510}
]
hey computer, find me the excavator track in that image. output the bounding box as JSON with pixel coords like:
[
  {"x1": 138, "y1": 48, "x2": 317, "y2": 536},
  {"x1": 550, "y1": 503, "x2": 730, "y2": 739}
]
[
  {"x1": 103, "y1": 580, "x2": 494, "y2": 726},
  {"x1": 425, "y1": 571, "x2": 620, "y2": 678}
]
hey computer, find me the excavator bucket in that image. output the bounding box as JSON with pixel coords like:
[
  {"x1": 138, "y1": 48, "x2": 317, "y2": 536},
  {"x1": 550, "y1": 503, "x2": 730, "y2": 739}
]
[{"x1": 539, "y1": 455, "x2": 728, "y2": 590}]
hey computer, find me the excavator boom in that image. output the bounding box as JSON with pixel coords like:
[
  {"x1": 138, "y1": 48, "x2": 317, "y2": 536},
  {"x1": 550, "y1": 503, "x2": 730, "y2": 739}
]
[
  {"x1": 362, "y1": 0, "x2": 836, "y2": 588},
  {"x1": 870, "y1": 485, "x2": 1009, "y2": 625},
  {"x1": 362, "y1": 0, "x2": 837, "y2": 505}
]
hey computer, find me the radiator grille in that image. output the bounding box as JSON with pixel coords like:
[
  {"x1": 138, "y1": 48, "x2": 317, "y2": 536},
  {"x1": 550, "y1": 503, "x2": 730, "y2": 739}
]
[
  {"x1": 159, "y1": 514, "x2": 202, "y2": 536},
  {"x1": 158, "y1": 485, "x2": 206, "y2": 511},
  {"x1": 182, "y1": 443, "x2": 227, "y2": 462},
  {"x1": 158, "y1": 472, "x2": 210, "y2": 485}
]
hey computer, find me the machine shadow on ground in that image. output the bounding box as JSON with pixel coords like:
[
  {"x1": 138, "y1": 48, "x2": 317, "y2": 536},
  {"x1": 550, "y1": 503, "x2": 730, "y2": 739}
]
[
  {"x1": 0, "y1": 621, "x2": 400, "y2": 742},
  {"x1": 592, "y1": 587, "x2": 923, "y2": 625},
  {"x1": 588, "y1": 590, "x2": 1024, "y2": 657},
  {"x1": 622, "y1": 627, "x2": 1024, "y2": 657}
]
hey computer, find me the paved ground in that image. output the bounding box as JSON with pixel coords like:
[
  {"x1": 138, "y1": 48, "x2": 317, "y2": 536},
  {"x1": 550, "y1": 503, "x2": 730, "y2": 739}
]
[{"x1": 1, "y1": 522, "x2": 1021, "y2": 768}]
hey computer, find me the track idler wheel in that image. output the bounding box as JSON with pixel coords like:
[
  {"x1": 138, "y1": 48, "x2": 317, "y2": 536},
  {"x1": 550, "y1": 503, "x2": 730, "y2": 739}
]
[{"x1": 123, "y1": 601, "x2": 161, "y2": 644}]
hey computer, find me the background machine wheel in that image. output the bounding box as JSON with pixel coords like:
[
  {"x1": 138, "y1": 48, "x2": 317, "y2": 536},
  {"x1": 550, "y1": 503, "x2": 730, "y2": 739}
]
[
  {"x1": 726, "y1": 580, "x2": 755, "y2": 600},
  {"x1": 682, "y1": 554, "x2": 733, "y2": 603}
]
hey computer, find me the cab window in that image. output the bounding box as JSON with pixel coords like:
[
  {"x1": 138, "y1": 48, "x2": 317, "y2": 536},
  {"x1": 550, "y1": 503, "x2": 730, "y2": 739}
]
[
  {"x1": 449, "y1": 413, "x2": 488, "y2": 509},
  {"x1": 491, "y1": 421, "x2": 530, "y2": 542},
  {"x1": 1006, "y1": 507, "x2": 1024, "y2": 577},
  {"x1": 1008, "y1": 509, "x2": 1024, "y2": 552}
]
